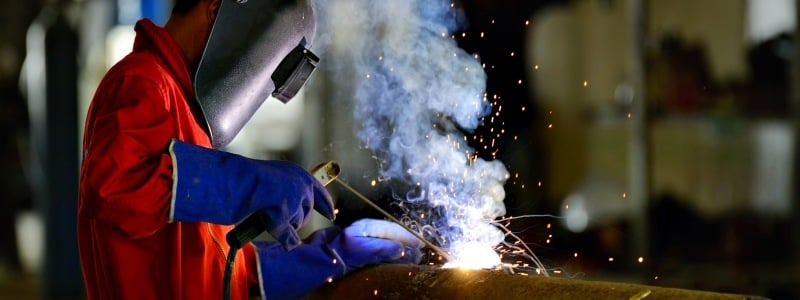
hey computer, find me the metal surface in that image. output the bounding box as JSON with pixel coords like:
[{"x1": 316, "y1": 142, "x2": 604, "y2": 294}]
[{"x1": 309, "y1": 264, "x2": 757, "y2": 300}]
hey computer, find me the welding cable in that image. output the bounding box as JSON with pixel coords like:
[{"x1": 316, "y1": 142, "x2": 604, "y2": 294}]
[
  {"x1": 222, "y1": 246, "x2": 238, "y2": 300},
  {"x1": 223, "y1": 211, "x2": 271, "y2": 300}
]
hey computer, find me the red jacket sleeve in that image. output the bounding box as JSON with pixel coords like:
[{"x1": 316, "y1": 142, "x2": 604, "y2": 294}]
[{"x1": 80, "y1": 73, "x2": 175, "y2": 239}]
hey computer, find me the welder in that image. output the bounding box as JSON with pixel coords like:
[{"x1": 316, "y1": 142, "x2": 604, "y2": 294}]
[{"x1": 78, "y1": 0, "x2": 421, "y2": 299}]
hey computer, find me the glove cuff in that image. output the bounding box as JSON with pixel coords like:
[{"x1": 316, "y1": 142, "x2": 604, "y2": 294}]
[{"x1": 169, "y1": 139, "x2": 270, "y2": 225}]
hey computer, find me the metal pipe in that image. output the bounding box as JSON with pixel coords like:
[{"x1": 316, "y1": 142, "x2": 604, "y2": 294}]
[{"x1": 309, "y1": 264, "x2": 755, "y2": 299}]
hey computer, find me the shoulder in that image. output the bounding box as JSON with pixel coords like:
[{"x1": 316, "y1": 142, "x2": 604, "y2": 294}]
[
  {"x1": 87, "y1": 55, "x2": 179, "y2": 123},
  {"x1": 92, "y1": 51, "x2": 186, "y2": 111},
  {"x1": 101, "y1": 52, "x2": 174, "y2": 90}
]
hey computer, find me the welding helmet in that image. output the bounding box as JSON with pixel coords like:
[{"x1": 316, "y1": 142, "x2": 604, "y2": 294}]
[{"x1": 194, "y1": 0, "x2": 320, "y2": 148}]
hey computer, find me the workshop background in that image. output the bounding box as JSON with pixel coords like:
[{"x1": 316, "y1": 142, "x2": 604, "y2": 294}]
[{"x1": 1, "y1": 0, "x2": 799, "y2": 299}]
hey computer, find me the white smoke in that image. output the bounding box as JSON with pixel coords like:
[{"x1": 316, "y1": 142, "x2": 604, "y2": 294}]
[{"x1": 314, "y1": 0, "x2": 509, "y2": 267}]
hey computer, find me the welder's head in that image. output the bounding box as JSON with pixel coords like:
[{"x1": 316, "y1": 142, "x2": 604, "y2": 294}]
[{"x1": 191, "y1": 0, "x2": 320, "y2": 149}]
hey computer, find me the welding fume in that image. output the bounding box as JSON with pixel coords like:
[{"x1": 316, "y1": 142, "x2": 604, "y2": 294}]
[{"x1": 77, "y1": 0, "x2": 423, "y2": 299}]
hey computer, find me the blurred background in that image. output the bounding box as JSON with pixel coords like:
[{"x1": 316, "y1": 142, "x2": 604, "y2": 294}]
[{"x1": 1, "y1": 0, "x2": 799, "y2": 299}]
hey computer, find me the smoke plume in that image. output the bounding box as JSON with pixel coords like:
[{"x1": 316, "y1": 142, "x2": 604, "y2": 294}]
[{"x1": 313, "y1": 0, "x2": 509, "y2": 267}]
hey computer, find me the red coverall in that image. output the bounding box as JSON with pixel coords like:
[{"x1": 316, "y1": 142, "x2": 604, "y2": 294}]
[{"x1": 79, "y1": 19, "x2": 258, "y2": 299}]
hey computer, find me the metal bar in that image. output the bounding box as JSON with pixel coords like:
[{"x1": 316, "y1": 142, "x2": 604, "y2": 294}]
[
  {"x1": 626, "y1": 0, "x2": 650, "y2": 271},
  {"x1": 791, "y1": 0, "x2": 800, "y2": 293}
]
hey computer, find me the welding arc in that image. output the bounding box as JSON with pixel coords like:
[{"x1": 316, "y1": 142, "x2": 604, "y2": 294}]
[{"x1": 334, "y1": 178, "x2": 455, "y2": 262}]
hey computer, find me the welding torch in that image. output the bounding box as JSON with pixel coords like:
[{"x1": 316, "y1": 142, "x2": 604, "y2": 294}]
[
  {"x1": 223, "y1": 161, "x2": 341, "y2": 300},
  {"x1": 223, "y1": 161, "x2": 453, "y2": 300},
  {"x1": 332, "y1": 178, "x2": 454, "y2": 262},
  {"x1": 225, "y1": 161, "x2": 342, "y2": 249},
  {"x1": 227, "y1": 161, "x2": 453, "y2": 260}
]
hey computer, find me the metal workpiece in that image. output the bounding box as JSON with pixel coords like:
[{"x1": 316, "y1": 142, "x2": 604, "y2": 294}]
[{"x1": 308, "y1": 264, "x2": 758, "y2": 300}]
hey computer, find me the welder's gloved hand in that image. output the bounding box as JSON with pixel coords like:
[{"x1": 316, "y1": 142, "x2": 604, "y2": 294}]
[
  {"x1": 254, "y1": 219, "x2": 423, "y2": 300},
  {"x1": 168, "y1": 139, "x2": 334, "y2": 250}
]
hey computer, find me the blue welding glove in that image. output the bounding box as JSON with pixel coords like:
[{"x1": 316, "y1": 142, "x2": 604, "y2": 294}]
[
  {"x1": 168, "y1": 139, "x2": 334, "y2": 250},
  {"x1": 253, "y1": 219, "x2": 424, "y2": 300}
]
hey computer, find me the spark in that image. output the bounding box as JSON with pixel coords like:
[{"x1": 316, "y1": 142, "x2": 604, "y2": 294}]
[
  {"x1": 371, "y1": 180, "x2": 377, "y2": 186},
  {"x1": 332, "y1": 258, "x2": 337, "y2": 264},
  {"x1": 638, "y1": 256, "x2": 644, "y2": 263},
  {"x1": 510, "y1": 52, "x2": 515, "y2": 57},
  {"x1": 518, "y1": 79, "x2": 522, "y2": 85},
  {"x1": 480, "y1": 32, "x2": 485, "y2": 38},
  {"x1": 623, "y1": 192, "x2": 627, "y2": 199},
  {"x1": 534, "y1": 64, "x2": 539, "y2": 70},
  {"x1": 608, "y1": 257, "x2": 614, "y2": 262},
  {"x1": 627, "y1": 113, "x2": 632, "y2": 119},
  {"x1": 334, "y1": 209, "x2": 340, "y2": 216},
  {"x1": 547, "y1": 124, "x2": 553, "y2": 129},
  {"x1": 494, "y1": 214, "x2": 561, "y2": 223},
  {"x1": 574, "y1": 252, "x2": 578, "y2": 258},
  {"x1": 525, "y1": 20, "x2": 530, "y2": 26},
  {"x1": 327, "y1": 277, "x2": 333, "y2": 283},
  {"x1": 583, "y1": 80, "x2": 588, "y2": 87},
  {"x1": 373, "y1": 289, "x2": 379, "y2": 296}
]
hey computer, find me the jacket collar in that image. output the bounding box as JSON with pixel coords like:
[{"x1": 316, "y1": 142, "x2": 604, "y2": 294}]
[{"x1": 132, "y1": 19, "x2": 195, "y2": 99}]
